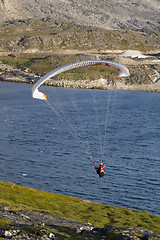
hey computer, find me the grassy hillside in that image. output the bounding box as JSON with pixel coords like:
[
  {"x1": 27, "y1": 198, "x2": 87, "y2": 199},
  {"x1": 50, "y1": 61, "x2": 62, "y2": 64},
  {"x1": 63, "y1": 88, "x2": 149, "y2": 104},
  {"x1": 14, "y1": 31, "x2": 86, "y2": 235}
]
[
  {"x1": 0, "y1": 18, "x2": 159, "y2": 52},
  {"x1": 0, "y1": 18, "x2": 159, "y2": 88},
  {"x1": 0, "y1": 181, "x2": 160, "y2": 236}
]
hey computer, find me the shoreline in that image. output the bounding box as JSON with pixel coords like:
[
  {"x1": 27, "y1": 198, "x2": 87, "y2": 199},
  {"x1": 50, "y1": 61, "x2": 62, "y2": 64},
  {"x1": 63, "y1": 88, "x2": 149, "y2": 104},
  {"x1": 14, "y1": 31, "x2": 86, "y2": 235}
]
[
  {"x1": 0, "y1": 56, "x2": 160, "y2": 93},
  {"x1": 1, "y1": 75, "x2": 160, "y2": 93}
]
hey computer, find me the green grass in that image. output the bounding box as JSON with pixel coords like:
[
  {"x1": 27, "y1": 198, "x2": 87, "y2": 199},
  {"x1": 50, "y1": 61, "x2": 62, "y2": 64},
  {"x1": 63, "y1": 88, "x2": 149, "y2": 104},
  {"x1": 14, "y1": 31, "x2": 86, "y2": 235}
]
[
  {"x1": 0, "y1": 181, "x2": 160, "y2": 235},
  {"x1": 0, "y1": 57, "x2": 30, "y2": 69},
  {"x1": 0, "y1": 217, "x2": 12, "y2": 227},
  {"x1": 0, "y1": 54, "x2": 118, "y2": 78}
]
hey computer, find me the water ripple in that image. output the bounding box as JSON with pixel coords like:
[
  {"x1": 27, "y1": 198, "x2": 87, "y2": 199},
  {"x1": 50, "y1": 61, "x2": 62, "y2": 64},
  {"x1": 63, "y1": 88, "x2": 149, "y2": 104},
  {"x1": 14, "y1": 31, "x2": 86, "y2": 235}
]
[{"x1": 0, "y1": 82, "x2": 160, "y2": 215}]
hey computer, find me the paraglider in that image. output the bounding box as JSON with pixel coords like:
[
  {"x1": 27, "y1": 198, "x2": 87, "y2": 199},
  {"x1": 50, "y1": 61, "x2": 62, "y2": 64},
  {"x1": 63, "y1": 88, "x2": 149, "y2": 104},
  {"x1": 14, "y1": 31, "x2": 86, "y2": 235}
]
[
  {"x1": 32, "y1": 59, "x2": 129, "y2": 177},
  {"x1": 32, "y1": 60, "x2": 130, "y2": 101}
]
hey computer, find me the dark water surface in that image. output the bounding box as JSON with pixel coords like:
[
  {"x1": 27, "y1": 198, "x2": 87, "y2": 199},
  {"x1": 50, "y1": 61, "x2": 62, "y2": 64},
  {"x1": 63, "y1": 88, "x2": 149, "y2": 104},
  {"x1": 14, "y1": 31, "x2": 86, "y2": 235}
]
[{"x1": 0, "y1": 81, "x2": 160, "y2": 215}]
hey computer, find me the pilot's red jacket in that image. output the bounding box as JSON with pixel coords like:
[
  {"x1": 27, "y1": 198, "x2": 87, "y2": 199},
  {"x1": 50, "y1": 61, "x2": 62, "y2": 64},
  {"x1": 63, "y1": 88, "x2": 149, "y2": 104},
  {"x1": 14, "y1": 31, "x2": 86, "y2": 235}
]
[{"x1": 94, "y1": 162, "x2": 105, "y2": 177}]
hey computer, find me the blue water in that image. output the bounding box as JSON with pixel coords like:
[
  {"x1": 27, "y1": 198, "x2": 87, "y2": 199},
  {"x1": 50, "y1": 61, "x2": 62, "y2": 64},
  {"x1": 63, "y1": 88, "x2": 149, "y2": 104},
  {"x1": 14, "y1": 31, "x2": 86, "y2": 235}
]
[{"x1": 0, "y1": 81, "x2": 160, "y2": 215}]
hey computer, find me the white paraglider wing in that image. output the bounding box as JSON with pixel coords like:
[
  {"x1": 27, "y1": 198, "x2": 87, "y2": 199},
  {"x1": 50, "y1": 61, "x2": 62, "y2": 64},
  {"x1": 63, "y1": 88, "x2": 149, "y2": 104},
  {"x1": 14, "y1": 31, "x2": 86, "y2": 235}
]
[{"x1": 32, "y1": 60, "x2": 129, "y2": 100}]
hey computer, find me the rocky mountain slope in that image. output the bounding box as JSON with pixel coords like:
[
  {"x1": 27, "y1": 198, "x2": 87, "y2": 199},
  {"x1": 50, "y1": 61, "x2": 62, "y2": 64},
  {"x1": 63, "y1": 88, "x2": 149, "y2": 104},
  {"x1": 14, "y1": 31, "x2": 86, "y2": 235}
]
[
  {"x1": 0, "y1": 0, "x2": 160, "y2": 30},
  {"x1": 0, "y1": 0, "x2": 159, "y2": 91}
]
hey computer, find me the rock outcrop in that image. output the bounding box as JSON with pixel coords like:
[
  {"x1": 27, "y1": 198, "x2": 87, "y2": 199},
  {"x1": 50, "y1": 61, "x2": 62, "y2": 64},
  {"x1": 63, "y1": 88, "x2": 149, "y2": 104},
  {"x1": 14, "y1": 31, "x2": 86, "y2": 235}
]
[
  {"x1": 0, "y1": 0, "x2": 159, "y2": 30},
  {"x1": 0, "y1": 204, "x2": 159, "y2": 240}
]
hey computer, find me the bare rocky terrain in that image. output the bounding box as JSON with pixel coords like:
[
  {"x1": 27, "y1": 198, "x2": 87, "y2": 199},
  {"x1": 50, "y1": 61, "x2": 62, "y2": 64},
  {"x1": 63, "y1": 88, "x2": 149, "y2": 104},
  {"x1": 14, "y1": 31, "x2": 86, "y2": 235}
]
[
  {"x1": 0, "y1": 204, "x2": 160, "y2": 240},
  {"x1": 0, "y1": 0, "x2": 160, "y2": 30}
]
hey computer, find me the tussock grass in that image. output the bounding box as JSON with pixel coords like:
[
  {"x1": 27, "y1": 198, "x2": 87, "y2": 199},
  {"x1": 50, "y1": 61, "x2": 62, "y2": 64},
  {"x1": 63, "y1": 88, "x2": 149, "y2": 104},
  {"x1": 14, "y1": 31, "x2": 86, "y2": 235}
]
[
  {"x1": 0, "y1": 181, "x2": 160, "y2": 234},
  {"x1": 0, "y1": 217, "x2": 12, "y2": 227}
]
